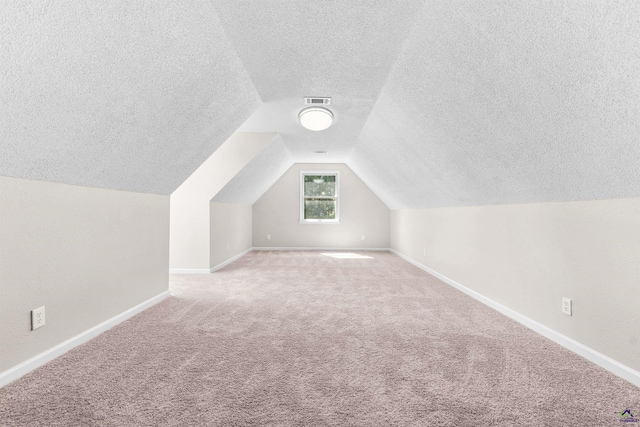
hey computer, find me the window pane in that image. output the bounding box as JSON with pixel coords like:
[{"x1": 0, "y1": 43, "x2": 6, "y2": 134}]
[
  {"x1": 304, "y1": 198, "x2": 336, "y2": 220},
  {"x1": 304, "y1": 175, "x2": 336, "y2": 197}
]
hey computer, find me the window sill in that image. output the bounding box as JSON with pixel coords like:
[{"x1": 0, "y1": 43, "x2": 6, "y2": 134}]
[{"x1": 299, "y1": 220, "x2": 341, "y2": 225}]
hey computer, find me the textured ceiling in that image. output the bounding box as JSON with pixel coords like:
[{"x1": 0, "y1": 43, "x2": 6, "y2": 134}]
[
  {"x1": 0, "y1": 1, "x2": 260, "y2": 194},
  {"x1": 214, "y1": 0, "x2": 425, "y2": 163},
  {"x1": 3, "y1": 2, "x2": 640, "y2": 207},
  {"x1": 213, "y1": 135, "x2": 293, "y2": 205},
  {"x1": 350, "y1": 1, "x2": 640, "y2": 208}
]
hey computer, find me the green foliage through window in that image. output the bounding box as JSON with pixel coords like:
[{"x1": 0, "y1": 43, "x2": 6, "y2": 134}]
[
  {"x1": 302, "y1": 174, "x2": 338, "y2": 221},
  {"x1": 304, "y1": 199, "x2": 336, "y2": 220},
  {"x1": 304, "y1": 175, "x2": 336, "y2": 197}
]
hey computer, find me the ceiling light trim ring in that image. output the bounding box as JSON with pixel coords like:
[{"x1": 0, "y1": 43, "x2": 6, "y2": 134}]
[{"x1": 299, "y1": 107, "x2": 334, "y2": 131}]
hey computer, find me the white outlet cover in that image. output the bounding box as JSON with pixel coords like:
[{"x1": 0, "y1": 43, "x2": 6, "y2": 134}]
[
  {"x1": 31, "y1": 306, "x2": 45, "y2": 330},
  {"x1": 562, "y1": 297, "x2": 572, "y2": 316}
]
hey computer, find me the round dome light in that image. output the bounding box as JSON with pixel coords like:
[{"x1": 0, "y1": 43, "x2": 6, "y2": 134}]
[{"x1": 298, "y1": 107, "x2": 334, "y2": 131}]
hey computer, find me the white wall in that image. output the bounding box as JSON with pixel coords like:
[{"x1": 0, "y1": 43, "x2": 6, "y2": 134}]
[
  {"x1": 0, "y1": 176, "x2": 169, "y2": 373},
  {"x1": 210, "y1": 201, "x2": 252, "y2": 269},
  {"x1": 170, "y1": 132, "x2": 275, "y2": 270},
  {"x1": 253, "y1": 163, "x2": 390, "y2": 248},
  {"x1": 390, "y1": 198, "x2": 640, "y2": 372}
]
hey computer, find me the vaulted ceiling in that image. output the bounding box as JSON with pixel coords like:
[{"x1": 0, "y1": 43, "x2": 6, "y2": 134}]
[{"x1": 2, "y1": 1, "x2": 640, "y2": 209}]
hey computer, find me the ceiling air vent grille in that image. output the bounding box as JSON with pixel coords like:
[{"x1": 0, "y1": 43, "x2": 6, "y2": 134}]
[{"x1": 304, "y1": 97, "x2": 331, "y2": 105}]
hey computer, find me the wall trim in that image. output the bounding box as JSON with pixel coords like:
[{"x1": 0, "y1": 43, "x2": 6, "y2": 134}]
[
  {"x1": 253, "y1": 247, "x2": 391, "y2": 251},
  {"x1": 390, "y1": 249, "x2": 640, "y2": 388},
  {"x1": 169, "y1": 268, "x2": 211, "y2": 274},
  {"x1": 0, "y1": 290, "x2": 170, "y2": 389},
  {"x1": 172, "y1": 247, "x2": 390, "y2": 275},
  {"x1": 210, "y1": 247, "x2": 253, "y2": 273}
]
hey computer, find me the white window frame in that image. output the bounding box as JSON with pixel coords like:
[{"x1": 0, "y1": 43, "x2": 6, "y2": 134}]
[{"x1": 300, "y1": 171, "x2": 340, "y2": 224}]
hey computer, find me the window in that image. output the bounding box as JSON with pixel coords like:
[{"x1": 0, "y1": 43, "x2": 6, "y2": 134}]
[{"x1": 300, "y1": 171, "x2": 340, "y2": 223}]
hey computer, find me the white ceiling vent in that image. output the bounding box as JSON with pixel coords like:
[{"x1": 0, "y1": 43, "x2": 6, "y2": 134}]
[
  {"x1": 313, "y1": 150, "x2": 327, "y2": 154},
  {"x1": 304, "y1": 97, "x2": 331, "y2": 105}
]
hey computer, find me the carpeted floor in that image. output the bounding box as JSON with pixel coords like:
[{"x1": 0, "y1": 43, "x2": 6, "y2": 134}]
[{"x1": 1, "y1": 251, "x2": 638, "y2": 426}]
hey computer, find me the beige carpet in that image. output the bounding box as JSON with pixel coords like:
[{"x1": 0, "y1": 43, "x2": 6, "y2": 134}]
[{"x1": 1, "y1": 251, "x2": 638, "y2": 426}]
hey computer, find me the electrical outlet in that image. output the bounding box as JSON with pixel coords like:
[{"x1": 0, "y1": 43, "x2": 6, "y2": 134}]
[
  {"x1": 423, "y1": 248, "x2": 426, "y2": 256},
  {"x1": 267, "y1": 234, "x2": 271, "y2": 240},
  {"x1": 31, "y1": 306, "x2": 45, "y2": 330},
  {"x1": 562, "y1": 297, "x2": 572, "y2": 316},
  {"x1": 361, "y1": 235, "x2": 365, "y2": 240},
  {"x1": 227, "y1": 243, "x2": 230, "y2": 251}
]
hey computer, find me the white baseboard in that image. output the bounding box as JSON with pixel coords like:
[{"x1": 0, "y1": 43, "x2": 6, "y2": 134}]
[
  {"x1": 170, "y1": 248, "x2": 254, "y2": 275},
  {"x1": 0, "y1": 290, "x2": 170, "y2": 389},
  {"x1": 210, "y1": 247, "x2": 253, "y2": 273},
  {"x1": 171, "y1": 248, "x2": 390, "y2": 274},
  {"x1": 169, "y1": 268, "x2": 211, "y2": 274},
  {"x1": 253, "y1": 247, "x2": 391, "y2": 251},
  {"x1": 390, "y1": 249, "x2": 640, "y2": 388}
]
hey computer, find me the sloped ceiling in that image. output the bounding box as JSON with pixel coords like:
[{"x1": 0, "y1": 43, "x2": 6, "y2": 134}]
[
  {"x1": 213, "y1": 134, "x2": 293, "y2": 205},
  {"x1": 349, "y1": 1, "x2": 640, "y2": 209},
  {"x1": 0, "y1": 2, "x2": 260, "y2": 194},
  {"x1": 3, "y1": 2, "x2": 640, "y2": 208}
]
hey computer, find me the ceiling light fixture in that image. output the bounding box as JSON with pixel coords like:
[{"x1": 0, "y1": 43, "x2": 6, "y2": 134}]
[{"x1": 299, "y1": 107, "x2": 334, "y2": 131}]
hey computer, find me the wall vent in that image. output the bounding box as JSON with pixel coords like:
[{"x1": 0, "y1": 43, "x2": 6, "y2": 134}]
[
  {"x1": 304, "y1": 97, "x2": 331, "y2": 105},
  {"x1": 313, "y1": 150, "x2": 327, "y2": 154}
]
